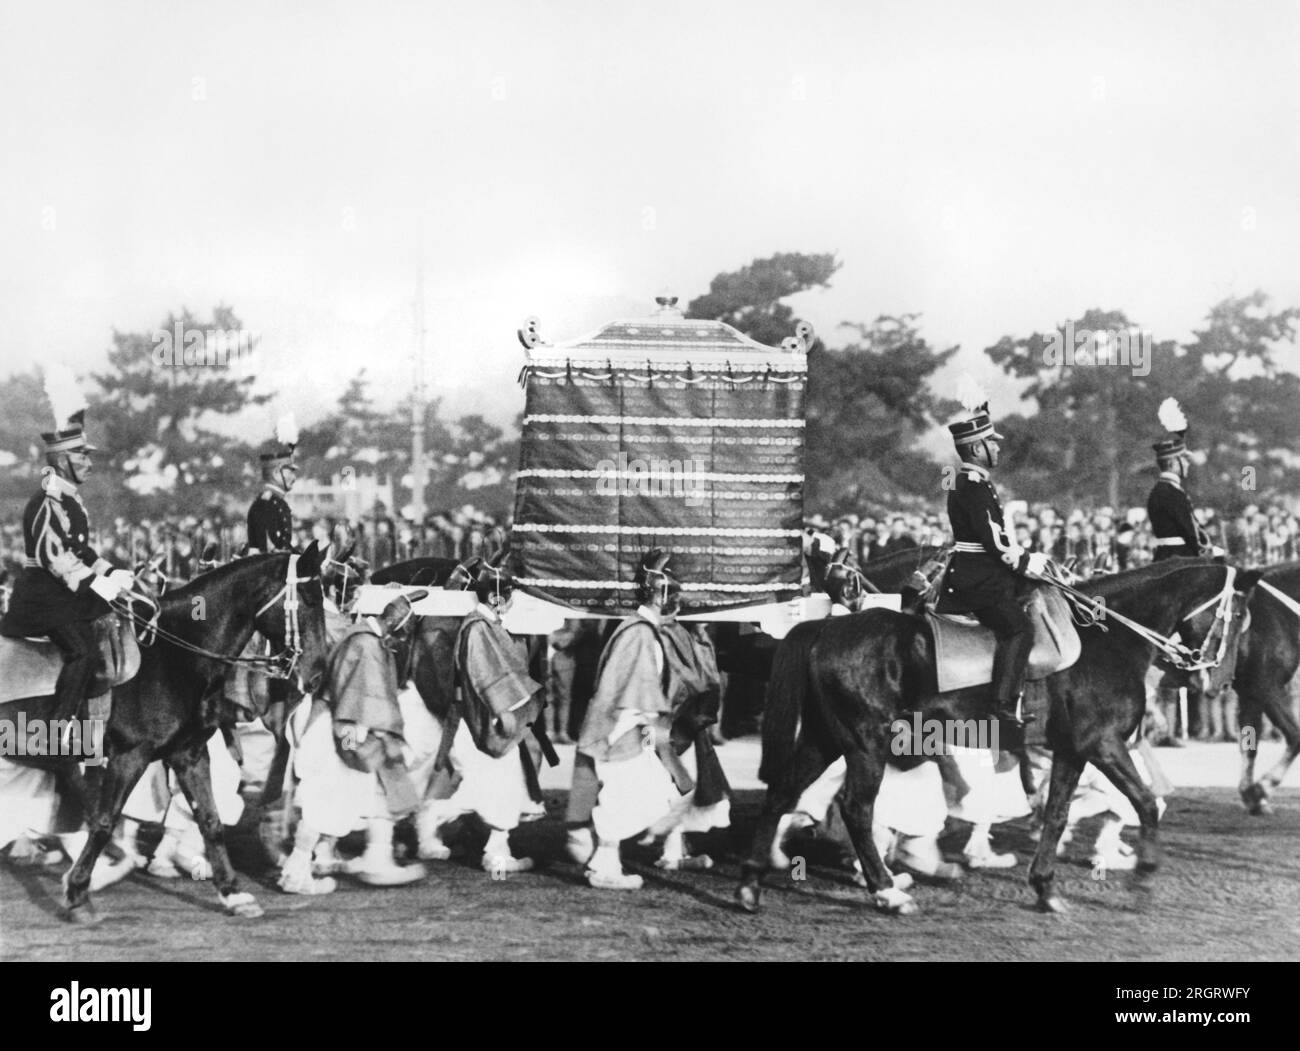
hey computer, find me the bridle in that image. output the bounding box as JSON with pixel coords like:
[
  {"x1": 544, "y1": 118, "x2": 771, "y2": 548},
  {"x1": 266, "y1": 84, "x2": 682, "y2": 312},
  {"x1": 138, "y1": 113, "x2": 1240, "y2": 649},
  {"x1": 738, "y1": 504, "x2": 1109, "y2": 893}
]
[
  {"x1": 111, "y1": 554, "x2": 317, "y2": 682},
  {"x1": 1045, "y1": 562, "x2": 1241, "y2": 673}
]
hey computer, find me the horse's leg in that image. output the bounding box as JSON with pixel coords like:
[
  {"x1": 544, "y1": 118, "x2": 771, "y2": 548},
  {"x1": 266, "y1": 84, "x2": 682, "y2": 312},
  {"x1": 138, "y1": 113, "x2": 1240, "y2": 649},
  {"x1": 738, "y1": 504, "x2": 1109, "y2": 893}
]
[
  {"x1": 1256, "y1": 686, "x2": 1300, "y2": 803},
  {"x1": 168, "y1": 738, "x2": 263, "y2": 918},
  {"x1": 62, "y1": 746, "x2": 152, "y2": 922},
  {"x1": 1028, "y1": 747, "x2": 1084, "y2": 914},
  {"x1": 839, "y1": 748, "x2": 915, "y2": 915},
  {"x1": 1087, "y1": 739, "x2": 1162, "y2": 884},
  {"x1": 736, "y1": 738, "x2": 832, "y2": 914},
  {"x1": 1236, "y1": 686, "x2": 1266, "y2": 813}
]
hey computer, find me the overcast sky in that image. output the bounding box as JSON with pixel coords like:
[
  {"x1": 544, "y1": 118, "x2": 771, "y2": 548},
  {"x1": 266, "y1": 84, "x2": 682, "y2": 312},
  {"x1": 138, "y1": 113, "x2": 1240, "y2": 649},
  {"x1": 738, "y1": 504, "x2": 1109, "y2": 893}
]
[{"x1": 2, "y1": 0, "x2": 1297, "y2": 444}]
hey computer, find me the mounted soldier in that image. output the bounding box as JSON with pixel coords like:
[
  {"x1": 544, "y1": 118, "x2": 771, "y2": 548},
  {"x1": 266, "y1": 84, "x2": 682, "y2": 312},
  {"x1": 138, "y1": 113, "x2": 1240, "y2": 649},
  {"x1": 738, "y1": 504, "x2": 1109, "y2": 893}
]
[
  {"x1": 1146, "y1": 398, "x2": 1221, "y2": 745},
  {"x1": 1147, "y1": 398, "x2": 1214, "y2": 562},
  {"x1": 1, "y1": 367, "x2": 134, "y2": 728},
  {"x1": 247, "y1": 415, "x2": 299, "y2": 554},
  {"x1": 935, "y1": 380, "x2": 1048, "y2": 726}
]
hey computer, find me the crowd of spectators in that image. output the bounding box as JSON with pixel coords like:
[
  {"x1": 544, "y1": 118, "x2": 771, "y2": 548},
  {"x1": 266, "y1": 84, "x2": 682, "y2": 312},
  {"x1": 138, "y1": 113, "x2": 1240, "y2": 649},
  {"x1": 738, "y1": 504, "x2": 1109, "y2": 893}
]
[
  {"x1": 808, "y1": 502, "x2": 1300, "y2": 579},
  {"x1": 0, "y1": 503, "x2": 509, "y2": 591}
]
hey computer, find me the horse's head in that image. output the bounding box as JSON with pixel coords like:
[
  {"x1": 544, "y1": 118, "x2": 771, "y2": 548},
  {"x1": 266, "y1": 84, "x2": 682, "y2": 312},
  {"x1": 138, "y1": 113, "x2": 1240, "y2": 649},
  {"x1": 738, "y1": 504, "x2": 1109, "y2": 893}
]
[
  {"x1": 1107, "y1": 560, "x2": 1264, "y2": 691},
  {"x1": 322, "y1": 540, "x2": 368, "y2": 610},
  {"x1": 133, "y1": 551, "x2": 170, "y2": 600},
  {"x1": 251, "y1": 542, "x2": 330, "y2": 696},
  {"x1": 1178, "y1": 563, "x2": 1264, "y2": 698},
  {"x1": 822, "y1": 549, "x2": 879, "y2": 610}
]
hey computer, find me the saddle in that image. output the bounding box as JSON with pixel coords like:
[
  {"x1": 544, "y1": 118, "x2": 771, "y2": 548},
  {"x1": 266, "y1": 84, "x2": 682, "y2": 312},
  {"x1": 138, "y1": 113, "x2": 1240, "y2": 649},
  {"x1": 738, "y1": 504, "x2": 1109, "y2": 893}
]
[
  {"x1": 0, "y1": 614, "x2": 140, "y2": 705},
  {"x1": 925, "y1": 586, "x2": 1081, "y2": 694}
]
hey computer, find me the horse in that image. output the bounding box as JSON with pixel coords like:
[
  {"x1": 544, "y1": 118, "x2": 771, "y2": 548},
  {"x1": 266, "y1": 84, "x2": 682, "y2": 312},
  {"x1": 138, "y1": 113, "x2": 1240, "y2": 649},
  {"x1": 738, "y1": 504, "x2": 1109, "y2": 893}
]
[
  {"x1": 55, "y1": 546, "x2": 331, "y2": 922},
  {"x1": 1224, "y1": 560, "x2": 1300, "y2": 814},
  {"x1": 737, "y1": 557, "x2": 1260, "y2": 916}
]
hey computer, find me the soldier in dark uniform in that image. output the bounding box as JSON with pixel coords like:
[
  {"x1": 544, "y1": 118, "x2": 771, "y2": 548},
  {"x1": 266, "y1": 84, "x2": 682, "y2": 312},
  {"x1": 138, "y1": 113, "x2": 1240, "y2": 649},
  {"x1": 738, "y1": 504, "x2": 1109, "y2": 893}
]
[
  {"x1": 936, "y1": 396, "x2": 1048, "y2": 726},
  {"x1": 247, "y1": 416, "x2": 299, "y2": 554},
  {"x1": 1147, "y1": 398, "x2": 1207, "y2": 562},
  {"x1": 1, "y1": 407, "x2": 134, "y2": 724},
  {"x1": 1146, "y1": 399, "x2": 1219, "y2": 746}
]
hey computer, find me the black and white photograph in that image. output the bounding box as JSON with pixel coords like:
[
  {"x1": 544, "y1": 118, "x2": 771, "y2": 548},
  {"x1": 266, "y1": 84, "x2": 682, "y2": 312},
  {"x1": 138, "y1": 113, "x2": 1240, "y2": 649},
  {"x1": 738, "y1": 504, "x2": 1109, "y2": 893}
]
[{"x1": 1, "y1": 0, "x2": 1298, "y2": 1003}]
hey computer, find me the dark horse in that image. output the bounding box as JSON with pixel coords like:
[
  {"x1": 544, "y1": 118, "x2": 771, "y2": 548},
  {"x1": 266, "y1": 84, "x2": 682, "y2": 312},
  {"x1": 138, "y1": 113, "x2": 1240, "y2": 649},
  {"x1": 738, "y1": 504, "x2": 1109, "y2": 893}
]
[
  {"x1": 738, "y1": 558, "x2": 1259, "y2": 915},
  {"x1": 55, "y1": 547, "x2": 331, "y2": 922},
  {"x1": 1227, "y1": 560, "x2": 1300, "y2": 814}
]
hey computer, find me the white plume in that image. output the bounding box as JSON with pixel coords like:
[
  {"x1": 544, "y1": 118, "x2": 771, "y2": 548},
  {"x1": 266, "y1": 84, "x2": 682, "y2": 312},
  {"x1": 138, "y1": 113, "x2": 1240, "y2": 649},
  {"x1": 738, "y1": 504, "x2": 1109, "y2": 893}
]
[
  {"x1": 43, "y1": 362, "x2": 85, "y2": 429},
  {"x1": 275, "y1": 413, "x2": 299, "y2": 446},
  {"x1": 955, "y1": 373, "x2": 989, "y2": 414},
  {"x1": 1157, "y1": 397, "x2": 1187, "y2": 434}
]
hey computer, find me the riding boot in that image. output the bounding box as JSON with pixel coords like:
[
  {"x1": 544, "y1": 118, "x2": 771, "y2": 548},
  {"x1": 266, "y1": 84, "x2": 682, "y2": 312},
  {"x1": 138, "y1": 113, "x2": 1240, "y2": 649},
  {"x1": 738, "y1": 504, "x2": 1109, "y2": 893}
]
[{"x1": 990, "y1": 632, "x2": 1034, "y2": 727}]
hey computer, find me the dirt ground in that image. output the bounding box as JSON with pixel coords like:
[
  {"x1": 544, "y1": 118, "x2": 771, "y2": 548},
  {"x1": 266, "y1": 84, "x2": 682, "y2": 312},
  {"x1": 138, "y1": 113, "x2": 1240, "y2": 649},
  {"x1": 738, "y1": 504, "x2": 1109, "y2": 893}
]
[{"x1": 3, "y1": 782, "x2": 1298, "y2": 962}]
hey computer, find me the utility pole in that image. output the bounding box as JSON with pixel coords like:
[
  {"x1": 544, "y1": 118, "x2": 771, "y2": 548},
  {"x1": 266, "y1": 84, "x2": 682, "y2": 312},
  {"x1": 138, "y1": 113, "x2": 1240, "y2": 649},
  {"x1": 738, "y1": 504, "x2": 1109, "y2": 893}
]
[{"x1": 410, "y1": 239, "x2": 427, "y2": 524}]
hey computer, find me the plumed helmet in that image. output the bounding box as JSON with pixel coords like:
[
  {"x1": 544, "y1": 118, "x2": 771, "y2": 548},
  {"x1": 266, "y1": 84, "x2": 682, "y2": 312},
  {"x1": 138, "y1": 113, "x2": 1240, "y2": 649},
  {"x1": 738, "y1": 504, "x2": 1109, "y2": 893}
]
[
  {"x1": 41, "y1": 364, "x2": 96, "y2": 454},
  {"x1": 1153, "y1": 398, "x2": 1192, "y2": 461},
  {"x1": 260, "y1": 413, "x2": 299, "y2": 478},
  {"x1": 947, "y1": 373, "x2": 1004, "y2": 450}
]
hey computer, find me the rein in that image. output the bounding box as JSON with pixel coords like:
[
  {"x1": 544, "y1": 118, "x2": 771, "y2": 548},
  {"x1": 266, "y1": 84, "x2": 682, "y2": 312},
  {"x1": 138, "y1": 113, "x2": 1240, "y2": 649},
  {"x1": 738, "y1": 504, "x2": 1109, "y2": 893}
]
[
  {"x1": 1259, "y1": 579, "x2": 1300, "y2": 622},
  {"x1": 111, "y1": 555, "x2": 314, "y2": 680},
  {"x1": 1040, "y1": 563, "x2": 1239, "y2": 673}
]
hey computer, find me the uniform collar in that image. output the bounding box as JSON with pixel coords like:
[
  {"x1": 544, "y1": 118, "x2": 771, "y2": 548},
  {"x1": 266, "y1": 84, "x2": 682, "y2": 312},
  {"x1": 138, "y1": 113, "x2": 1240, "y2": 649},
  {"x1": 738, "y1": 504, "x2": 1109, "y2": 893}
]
[
  {"x1": 636, "y1": 604, "x2": 663, "y2": 627},
  {"x1": 962, "y1": 463, "x2": 991, "y2": 483},
  {"x1": 1158, "y1": 471, "x2": 1183, "y2": 490},
  {"x1": 474, "y1": 601, "x2": 501, "y2": 623},
  {"x1": 261, "y1": 483, "x2": 287, "y2": 498},
  {"x1": 362, "y1": 616, "x2": 385, "y2": 638}
]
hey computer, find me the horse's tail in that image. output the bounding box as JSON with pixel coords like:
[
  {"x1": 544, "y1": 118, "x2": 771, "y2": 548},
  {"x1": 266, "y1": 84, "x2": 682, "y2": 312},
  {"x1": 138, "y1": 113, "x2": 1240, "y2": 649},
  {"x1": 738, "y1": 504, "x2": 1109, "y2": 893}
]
[{"x1": 759, "y1": 621, "x2": 822, "y2": 785}]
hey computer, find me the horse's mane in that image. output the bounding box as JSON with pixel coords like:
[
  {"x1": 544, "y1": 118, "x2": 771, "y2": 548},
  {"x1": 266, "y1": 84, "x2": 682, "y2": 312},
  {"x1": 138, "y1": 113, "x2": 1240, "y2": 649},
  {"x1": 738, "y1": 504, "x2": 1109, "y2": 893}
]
[
  {"x1": 1078, "y1": 556, "x2": 1223, "y2": 604},
  {"x1": 160, "y1": 553, "x2": 291, "y2": 607}
]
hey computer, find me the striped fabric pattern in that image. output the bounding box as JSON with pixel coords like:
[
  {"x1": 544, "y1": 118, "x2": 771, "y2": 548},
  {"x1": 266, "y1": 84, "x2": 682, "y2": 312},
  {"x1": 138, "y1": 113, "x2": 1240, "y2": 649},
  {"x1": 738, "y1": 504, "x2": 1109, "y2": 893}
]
[{"x1": 512, "y1": 313, "x2": 807, "y2": 614}]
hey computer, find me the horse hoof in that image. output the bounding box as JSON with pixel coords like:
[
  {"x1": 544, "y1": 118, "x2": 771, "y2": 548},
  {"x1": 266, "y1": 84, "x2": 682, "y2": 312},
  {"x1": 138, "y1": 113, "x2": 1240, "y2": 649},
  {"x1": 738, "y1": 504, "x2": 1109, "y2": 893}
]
[
  {"x1": 736, "y1": 886, "x2": 761, "y2": 914},
  {"x1": 63, "y1": 902, "x2": 101, "y2": 925},
  {"x1": 1037, "y1": 895, "x2": 1068, "y2": 914}
]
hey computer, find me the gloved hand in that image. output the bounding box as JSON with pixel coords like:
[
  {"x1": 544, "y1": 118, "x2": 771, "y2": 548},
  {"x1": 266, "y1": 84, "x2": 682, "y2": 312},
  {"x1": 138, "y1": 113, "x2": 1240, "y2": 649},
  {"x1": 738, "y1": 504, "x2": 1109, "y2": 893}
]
[
  {"x1": 108, "y1": 569, "x2": 135, "y2": 592},
  {"x1": 1025, "y1": 552, "x2": 1050, "y2": 578},
  {"x1": 89, "y1": 574, "x2": 124, "y2": 603}
]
